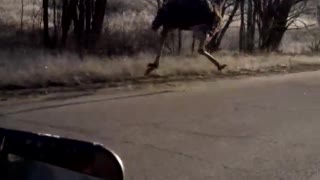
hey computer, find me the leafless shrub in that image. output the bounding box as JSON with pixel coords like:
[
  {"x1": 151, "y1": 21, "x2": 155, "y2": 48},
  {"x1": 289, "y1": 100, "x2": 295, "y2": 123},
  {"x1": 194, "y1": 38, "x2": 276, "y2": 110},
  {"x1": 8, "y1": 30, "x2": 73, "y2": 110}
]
[
  {"x1": 308, "y1": 32, "x2": 320, "y2": 53},
  {"x1": 107, "y1": 0, "x2": 152, "y2": 14}
]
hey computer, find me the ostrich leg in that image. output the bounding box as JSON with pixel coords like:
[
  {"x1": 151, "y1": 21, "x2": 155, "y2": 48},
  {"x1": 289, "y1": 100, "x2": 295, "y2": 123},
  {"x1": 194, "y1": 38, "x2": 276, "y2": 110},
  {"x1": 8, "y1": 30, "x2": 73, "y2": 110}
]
[
  {"x1": 145, "y1": 29, "x2": 168, "y2": 76},
  {"x1": 198, "y1": 32, "x2": 226, "y2": 71}
]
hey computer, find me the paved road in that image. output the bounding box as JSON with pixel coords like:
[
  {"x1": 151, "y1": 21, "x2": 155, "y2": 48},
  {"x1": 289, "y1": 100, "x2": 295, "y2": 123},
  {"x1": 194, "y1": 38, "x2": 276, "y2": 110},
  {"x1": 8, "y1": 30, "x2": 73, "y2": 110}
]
[{"x1": 2, "y1": 71, "x2": 320, "y2": 180}]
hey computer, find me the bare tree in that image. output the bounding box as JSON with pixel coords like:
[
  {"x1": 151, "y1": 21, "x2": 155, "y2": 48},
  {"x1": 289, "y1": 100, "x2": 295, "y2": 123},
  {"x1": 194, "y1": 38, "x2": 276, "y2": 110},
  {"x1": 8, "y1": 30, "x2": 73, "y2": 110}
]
[
  {"x1": 85, "y1": 0, "x2": 92, "y2": 33},
  {"x1": 32, "y1": 0, "x2": 37, "y2": 31},
  {"x1": 208, "y1": 0, "x2": 240, "y2": 51},
  {"x1": 246, "y1": 0, "x2": 255, "y2": 52},
  {"x1": 85, "y1": 0, "x2": 92, "y2": 48},
  {"x1": 92, "y1": 0, "x2": 107, "y2": 35},
  {"x1": 317, "y1": 4, "x2": 320, "y2": 26},
  {"x1": 78, "y1": 0, "x2": 85, "y2": 33},
  {"x1": 177, "y1": 30, "x2": 182, "y2": 54},
  {"x1": 60, "y1": 0, "x2": 107, "y2": 49},
  {"x1": 236, "y1": 0, "x2": 256, "y2": 52},
  {"x1": 61, "y1": 0, "x2": 70, "y2": 45},
  {"x1": 254, "y1": 0, "x2": 308, "y2": 51},
  {"x1": 20, "y1": 0, "x2": 24, "y2": 31},
  {"x1": 43, "y1": 0, "x2": 49, "y2": 47},
  {"x1": 239, "y1": 0, "x2": 245, "y2": 51},
  {"x1": 53, "y1": 0, "x2": 58, "y2": 47}
]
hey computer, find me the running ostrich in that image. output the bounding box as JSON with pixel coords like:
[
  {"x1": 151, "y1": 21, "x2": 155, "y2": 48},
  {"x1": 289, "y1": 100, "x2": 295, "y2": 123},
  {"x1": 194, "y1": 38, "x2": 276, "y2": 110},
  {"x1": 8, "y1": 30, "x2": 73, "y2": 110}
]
[{"x1": 145, "y1": 0, "x2": 227, "y2": 75}]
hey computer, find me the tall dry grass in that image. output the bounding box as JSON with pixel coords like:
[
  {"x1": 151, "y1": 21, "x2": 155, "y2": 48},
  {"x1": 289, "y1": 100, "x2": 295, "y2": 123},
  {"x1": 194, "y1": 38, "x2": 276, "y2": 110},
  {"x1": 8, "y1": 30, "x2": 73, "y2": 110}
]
[
  {"x1": 1, "y1": 49, "x2": 319, "y2": 89},
  {"x1": 0, "y1": 0, "x2": 320, "y2": 90}
]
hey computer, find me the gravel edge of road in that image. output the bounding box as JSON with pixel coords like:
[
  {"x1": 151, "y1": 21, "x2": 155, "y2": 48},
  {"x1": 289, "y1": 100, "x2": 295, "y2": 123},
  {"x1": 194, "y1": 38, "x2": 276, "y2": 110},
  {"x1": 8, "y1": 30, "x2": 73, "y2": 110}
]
[{"x1": 1, "y1": 63, "x2": 320, "y2": 100}]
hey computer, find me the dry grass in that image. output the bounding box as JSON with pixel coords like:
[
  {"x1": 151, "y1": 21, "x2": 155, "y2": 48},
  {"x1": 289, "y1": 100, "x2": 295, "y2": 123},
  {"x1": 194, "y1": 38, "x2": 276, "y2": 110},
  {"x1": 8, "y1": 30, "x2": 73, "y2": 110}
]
[
  {"x1": 0, "y1": 0, "x2": 320, "y2": 91},
  {"x1": 1, "y1": 49, "x2": 320, "y2": 89},
  {"x1": 100, "y1": 10, "x2": 158, "y2": 55}
]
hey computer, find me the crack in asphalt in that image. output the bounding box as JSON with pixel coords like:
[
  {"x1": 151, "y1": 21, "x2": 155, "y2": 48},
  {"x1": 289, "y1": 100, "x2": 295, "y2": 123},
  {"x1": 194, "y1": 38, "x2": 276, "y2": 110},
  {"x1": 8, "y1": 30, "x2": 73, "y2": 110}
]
[
  {"x1": 141, "y1": 143, "x2": 212, "y2": 164},
  {"x1": 126, "y1": 123, "x2": 253, "y2": 141},
  {"x1": 222, "y1": 159, "x2": 320, "y2": 180},
  {"x1": 0, "y1": 90, "x2": 176, "y2": 116},
  {"x1": 157, "y1": 126, "x2": 252, "y2": 140},
  {"x1": 233, "y1": 101, "x2": 320, "y2": 113}
]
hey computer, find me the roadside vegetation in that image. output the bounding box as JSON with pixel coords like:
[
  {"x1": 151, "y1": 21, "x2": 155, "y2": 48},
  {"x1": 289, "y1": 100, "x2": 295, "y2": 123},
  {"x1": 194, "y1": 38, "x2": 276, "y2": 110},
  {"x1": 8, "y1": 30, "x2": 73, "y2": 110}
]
[{"x1": 0, "y1": 0, "x2": 320, "y2": 90}]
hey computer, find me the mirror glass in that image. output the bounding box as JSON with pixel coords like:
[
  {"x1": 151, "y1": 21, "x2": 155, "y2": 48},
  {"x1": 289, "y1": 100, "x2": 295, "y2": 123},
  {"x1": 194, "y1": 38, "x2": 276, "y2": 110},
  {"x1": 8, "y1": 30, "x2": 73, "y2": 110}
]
[{"x1": 3, "y1": 154, "x2": 104, "y2": 180}]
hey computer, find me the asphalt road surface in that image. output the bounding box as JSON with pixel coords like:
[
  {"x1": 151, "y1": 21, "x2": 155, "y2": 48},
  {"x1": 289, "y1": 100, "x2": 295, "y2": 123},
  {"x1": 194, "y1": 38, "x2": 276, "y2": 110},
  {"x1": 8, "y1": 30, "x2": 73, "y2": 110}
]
[{"x1": 2, "y1": 71, "x2": 320, "y2": 180}]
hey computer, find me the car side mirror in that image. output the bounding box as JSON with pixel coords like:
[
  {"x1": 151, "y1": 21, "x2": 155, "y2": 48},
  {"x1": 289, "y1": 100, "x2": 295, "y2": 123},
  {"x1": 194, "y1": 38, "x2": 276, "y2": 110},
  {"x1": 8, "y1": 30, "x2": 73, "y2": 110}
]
[{"x1": 0, "y1": 127, "x2": 124, "y2": 180}]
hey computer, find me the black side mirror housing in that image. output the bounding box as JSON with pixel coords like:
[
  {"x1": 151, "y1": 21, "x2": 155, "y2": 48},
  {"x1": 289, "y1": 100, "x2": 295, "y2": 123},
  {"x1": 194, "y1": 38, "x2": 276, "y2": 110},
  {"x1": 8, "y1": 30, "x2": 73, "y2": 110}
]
[{"x1": 0, "y1": 127, "x2": 124, "y2": 180}]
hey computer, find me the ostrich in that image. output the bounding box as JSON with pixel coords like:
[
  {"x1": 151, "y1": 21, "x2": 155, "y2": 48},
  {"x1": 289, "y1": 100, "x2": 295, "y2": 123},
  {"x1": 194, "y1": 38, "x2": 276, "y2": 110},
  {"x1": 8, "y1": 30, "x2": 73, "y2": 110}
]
[{"x1": 145, "y1": 0, "x2": 227, "y2": 75}]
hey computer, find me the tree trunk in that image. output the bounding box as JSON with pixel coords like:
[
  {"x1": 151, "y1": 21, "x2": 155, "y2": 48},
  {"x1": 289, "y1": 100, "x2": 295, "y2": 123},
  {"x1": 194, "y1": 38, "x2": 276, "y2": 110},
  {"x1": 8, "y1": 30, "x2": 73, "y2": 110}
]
[
  {"x1": 191, "y1": 33, "x2": 195, "y2": 54},
  {"x1": 92, "y1": 0, "x2": 107, "y2": 35},
  {"x1": 317, "y1": 5, "x2": 320, "y2": 26},
  {"x1": 86, "y1": 0, "x2": 92, "y2": 33},
  {"x1": 246, "y1": 0, "x2": 255, "y2": 52},
  {"x1": 61, "y1": 0, "x2": 71, "y2": 45},
  {"x1": 177, "y1": 30, "x2": 182, "y2": 55},
  {"x1": 57, "y1": 0, "x2": 62, "y2": 31},
  {"x1": 260, "y1": 22, "x2": 287, "y2": 51},
  {"x1": 77, "y1": 0, "x2": 85, "y2": 56},
  {"x1": 78, "y1": 0, "x2": 85, "y2": 33},
  {"x1": 53, "y1": 0, "x2": 57, "y2": 33},
  {"x1": 32, "y1": 0, "x2": 36, "y2": 30},
  {"x1": 239, "y1": 0, "x2": 246, "y2": 51},
  {"x1": 90, "y1": 0, "x2": 107, "y2": 47},
  {"x1": 85, "y1": 0, "x2": 92, "y2": 48},
  {"x1": 43, "y1": 0, "x2": 50, "y2": 47},
  {"x1": 52, "y1": 0, "x2": 58, "y2": 48},
  {"x1": 91, "y1": 0, "x2": 95, "y2": 19},
  {"x1": 261, "y1": 9, "x2": 288, "y2": 51},
  {"x1": 20, "y1": 0, "x2": 24, "y2": 31},
  {"x1": 70, "y1": 0, "x2": 79, "y2": 34}
]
